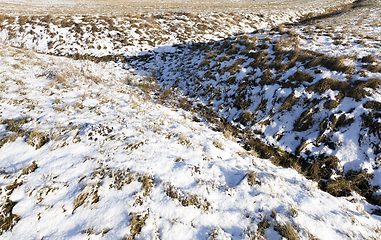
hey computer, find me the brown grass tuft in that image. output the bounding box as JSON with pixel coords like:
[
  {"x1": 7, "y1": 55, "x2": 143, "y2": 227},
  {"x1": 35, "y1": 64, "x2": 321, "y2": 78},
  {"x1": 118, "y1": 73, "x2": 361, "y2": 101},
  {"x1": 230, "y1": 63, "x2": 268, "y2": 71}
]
[
  {"x1": 0, "y1": 198, "x2": 20, "y2": 235},
  {"x1": 279, "y1": 93, "x2": 299, "y2": 112},
  {"x1": 247, "y1": 170, "x2": 259, "y2": 186},
  {"x1": 27, "y1": 130, "x2": 49, "y2": 150},
  {"x1": 127, "y1": 212, "x2": 148, "y2": 240},
  {"x1": 274, "y1": 222, "x2": 300, "y2": 240}
]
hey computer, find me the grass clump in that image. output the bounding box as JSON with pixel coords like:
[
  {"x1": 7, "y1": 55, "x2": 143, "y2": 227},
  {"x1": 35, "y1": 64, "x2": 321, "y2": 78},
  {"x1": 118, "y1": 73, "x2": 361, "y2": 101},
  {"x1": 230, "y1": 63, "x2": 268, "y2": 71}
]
[
  {"x1": 27, "y1": 130, "x2": 49, "y2": 149},
  {"x1": 137, "y1": 174, "x2": 154, "y2": 197},
  {"x1": 0, "y1": 117, "x2": 31, "y2": 149},
  {"x1": 127, "y1": 212, "x2": 148, "y2": 240},
  {"x1": 322, "y1": 170, "x2": 375, "y2": 199},
  {"x1": 21, "y1": 161, "x2": 38, "y2": 176},
  {"x1": 247, "y1": 170, "x2": 259, "y2": 186},
  {"x1": 257, "y1": 215, "x2": 270, "y2": 236},
  {"x1": 212, "y1": 138, "x2": 224, "y2": 150},
  {"x1": 323, "y1": 96, "x2": 342, "y2": 109},
  {"x1": 0, "y1": 134, "x2": 24, "y2": 149},
  {"x1": 307, "y1": 78, "x2": 381, "y2": 101},
  {"x1": 306, "y1": 78, "x2": 348, "y2": 94},
  {"x1": 1, "y1": 117, "x2": 30, "y2": 133},
  {"x1": 5, "y1": 180, "x2": 23, "y2": 196},
  {"x1": 308, "y1": 55, "x2": 353, "y2": 74},
  {"x1": 293, "y1": 107, "x2": 318, "y2": 132},
  {"x1": 288, "y1": 70, "x2": 314, "y2": 84},
  {"x1": 258, "y1": 70, "x2": 276, "y2": 86},
  {"x1": 72, "y1": 192, "x2": 89, "y2": 213},
  {"x1": 0, "y1": 198, "x2": 20, "y2": 235},
  {"x1": 305, "y1": 155, "x2": 340, "y2": 181},
  {"x1": 165, "y1": 184, "x2": 210, "y2": 211},
  {"x1": 360, "y1": 54, "x2": 377, "y2": 63},
  {"x1": 274, "y1": 222, "x2": 300, "y2": 240},
  {"x1": 238, "y1": 111, "x2": 255, "y2": 125},
  {"x1": 364, "y1": 101, "x2": 381, "y2": 111},
  {"x1": 109, "y1": 169, "x2": 134, "y2": 190},
  {"x1": 279, "y1": 93, "x2": 299, "y2": 112}
]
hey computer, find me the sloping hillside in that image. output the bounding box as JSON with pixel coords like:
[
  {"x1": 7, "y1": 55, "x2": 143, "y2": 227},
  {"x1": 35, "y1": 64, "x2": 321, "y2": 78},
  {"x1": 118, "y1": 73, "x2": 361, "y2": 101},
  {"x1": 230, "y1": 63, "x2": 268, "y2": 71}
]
[
  {"x1": 0, "y1": 40, "x2": 380, "y2": 240},
  {"x1": 1, "y1": 0, "x2": 381, "y2": 239},
  {"x1": 125, "y1": 0, "x2": 381, "y2": 207}
]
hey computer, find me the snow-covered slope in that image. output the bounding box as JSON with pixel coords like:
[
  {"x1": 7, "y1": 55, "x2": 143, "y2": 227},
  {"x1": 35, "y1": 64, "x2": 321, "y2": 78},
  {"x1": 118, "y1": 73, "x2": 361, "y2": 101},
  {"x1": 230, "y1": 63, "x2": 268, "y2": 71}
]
[
  {"x1": 123, "y1": 0, "x2": 381, "y2": 206},
  {"x1": 1, "y1": 0, "x2": 381, "y2": 239},
  {"x1": 0, "y1": 0, "x2": 356, "y2": 58},
  {"x1": 0, "y1": 43, "x2": 380, "y2": 240}
]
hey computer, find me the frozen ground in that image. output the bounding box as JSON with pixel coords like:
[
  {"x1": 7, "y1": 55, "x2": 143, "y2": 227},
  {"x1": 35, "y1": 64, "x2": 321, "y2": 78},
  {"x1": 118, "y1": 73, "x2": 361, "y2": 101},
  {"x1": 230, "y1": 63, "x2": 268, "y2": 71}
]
[
  {"x1": 124, "y1": 0, "x2": 381, "y2": 203},
  {"x1": 1, "y1": 0, "x2": 381, "y2": 239},
  {"x1": 0, "y1": 0, "x2": 355, "y2": 15},
  {"x1": 0, "y1": 43, "x2": 380, "y2": 240}
]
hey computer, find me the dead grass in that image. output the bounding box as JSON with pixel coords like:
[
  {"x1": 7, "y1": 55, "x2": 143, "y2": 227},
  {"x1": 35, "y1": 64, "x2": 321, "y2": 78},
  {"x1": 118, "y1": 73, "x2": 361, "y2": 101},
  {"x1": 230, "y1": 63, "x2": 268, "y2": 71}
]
[
  {"x1": 27, "y1": 130, "x2": 49, "y2": 150},
  {"x1": 0, "y1": 198, "x2": 20, "y2": 235},
  {"x1": 257, "y1": 215, "x2": 270, "y2": 236},
  {"x1": 0, "y1": 117, "x2": 32, "y2": 149},
  {"x1": 360, "y1": 54, "x2": 377, "y2": 63},
  {"x1": 138, "y1": 174, "x2": 155, "y2": 197},
  {"x1": 165, "y1": 184, "x2": 211, "y2": 211},
  {"x1": 364, "y1": 101, "x2": 381, "y2": 111},
  {"x1": 309, "y1": 55, "x2": 354, "y2": 74},
  {"x1": 72, "y1": 192, "x2": 89, "y2": 213},
  {"x1": 109, "y1": 169, "x2": 134, "y2": 190},
  {"x1": 0, "y1": 117, "x2": 31, "y2": 133},
  {"x1": 212, "y1": 138, "x2": 224, "y2": 150},
  {"x1": 238, "y1": 111, "x2": 255, "y2": 125},
  {"x1": 279, "y1": 93, "x2": 299, "y2": 112},
  {"x1": 307, "y1": 78, "x2": 381, "y2": 101},
  {"x1": 21, "y1": 161, "x2": 38, "y2": 176},
  {"x1": 274, "y1": 222, "x2": 300, "y2": 240},
  {"x1": 247, "y1": 170, "x2": 259, "y2": 186},
  {"x1": 293, "y1": 106, "x2": 318, "y2": 132},
  {"x1": 127, "y1": 212, "x2": 148, "y2": 240},
  {"x1": 288, "y1": 70, "x2": 314, "y2": 84},
  {"x1": 5, "y1": 180, "x2": 23, "y2": 196},
  {"x1": 0, "y1": 134, "x2": 24, "y2": 149}
]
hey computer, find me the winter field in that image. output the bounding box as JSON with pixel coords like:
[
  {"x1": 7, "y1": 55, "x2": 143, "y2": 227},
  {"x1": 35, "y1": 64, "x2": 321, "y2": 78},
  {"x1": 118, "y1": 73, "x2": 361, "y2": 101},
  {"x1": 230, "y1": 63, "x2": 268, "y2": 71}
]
[{"x1": 1, "y1": 0, "x2": 381, "y2": 239}]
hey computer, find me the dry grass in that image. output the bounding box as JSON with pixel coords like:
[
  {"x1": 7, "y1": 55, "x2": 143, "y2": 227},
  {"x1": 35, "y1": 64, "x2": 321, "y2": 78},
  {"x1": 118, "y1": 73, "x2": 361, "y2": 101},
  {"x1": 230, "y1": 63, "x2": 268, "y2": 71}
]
[
  {"x1": 257, "y1": 215, "x2": 270, "y2": 236},
  {"x1": 21, "y1": 161, "x2": 38, "y2": 176},
  {"x1": 274, "y1": 222, "x2": 300, "y2": 240},
  {"x1": 0, "y1": 134, "x2": 24, "y2": 149},
  {"x1": 279, "y1": 93, "x2": 299, "y2": 112},
  {"x1": 364, "y1": 101, "x2": 381, "y2": 111},
  {"x1": 293, "y1": 106, "x2": 318, "y2": 132},
  {"x1": 0, "y1": 117, "x2": 30, "y2": 133},
  {"x1": 0, "y1": 0, "x2": 352, "y2": 16},
  {"x1": 27, "y1": 130, "x2": 49, "y2": 150},
  {"x1": 127, "y1": 212, "x2": 148, "y2": 240},
  {"x1": 307, "y1": 78, "x2": 381, "y2": 101},
  {"x1": 165, "y1": 184, "x2": 211, "y2": 211},
  {"x1": 138, "y1": 174, "x2": 155, "y2": 197},
  {"x1": 0, "y1": 198, "x2": 20, "y2": 235},
  {"x1": 0, "y1": 117, "x2": 31, "y2": 149},
  {"x1": 72, "y1": 192, "x2": 89, "y2": 214},
  {"x1": 247, "y1": 170, "x2": 259, "y2": 186}
]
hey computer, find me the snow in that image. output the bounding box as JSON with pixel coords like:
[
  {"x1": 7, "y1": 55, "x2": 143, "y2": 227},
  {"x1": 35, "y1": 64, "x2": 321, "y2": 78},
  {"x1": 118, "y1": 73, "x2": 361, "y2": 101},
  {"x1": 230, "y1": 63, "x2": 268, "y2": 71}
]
[
  {"x1": 0, "y1": 0, "x2": 381, "y2": 239},
  {"x1": 0, "y1": 42, "x2": 379, "y2": 239}
]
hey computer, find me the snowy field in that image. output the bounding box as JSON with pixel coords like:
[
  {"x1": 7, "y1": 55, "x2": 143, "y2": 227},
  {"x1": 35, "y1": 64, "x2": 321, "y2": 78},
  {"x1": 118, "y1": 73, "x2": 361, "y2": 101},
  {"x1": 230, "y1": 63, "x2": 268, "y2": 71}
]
[
  {"x1": 1, "y1": 0, "x2": 381, "y2": 239},
  {"x1": 0, "y1": 0, "x2": 355, "y2": 15},
  {"x1": 0, "y1": 42, "x2": 380, "y2": 240}
]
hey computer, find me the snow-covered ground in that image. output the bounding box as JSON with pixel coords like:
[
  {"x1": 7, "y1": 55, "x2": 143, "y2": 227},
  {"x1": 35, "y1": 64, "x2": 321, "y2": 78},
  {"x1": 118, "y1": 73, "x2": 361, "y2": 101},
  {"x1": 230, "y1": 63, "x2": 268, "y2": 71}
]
[
  {"x1": 0, "y1": 11, "x2": 322, "y2": 58},
  {"x1": 0, "y1": 0, "x2": 356, "y2": 15},
  {"x1": 123, "y1": 0, "x2": 381, "y2": 199},
  {"x1": 0, "y1": 42, "x2": 380, "y2": 240},
  {"x1": 1, "y1": 0, "x2": 381, "y2": 239}
]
